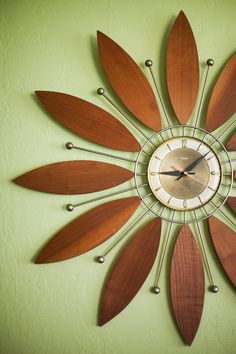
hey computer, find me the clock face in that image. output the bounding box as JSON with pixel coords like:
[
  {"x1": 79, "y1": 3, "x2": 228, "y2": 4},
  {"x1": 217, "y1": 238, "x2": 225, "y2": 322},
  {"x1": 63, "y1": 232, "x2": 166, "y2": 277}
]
[
  {"x1": 147, "y1": 137, "x2": 221, "y2": 210},
  {"x1": 135, "y1": 125, "x2": 233, "y2": 224}
]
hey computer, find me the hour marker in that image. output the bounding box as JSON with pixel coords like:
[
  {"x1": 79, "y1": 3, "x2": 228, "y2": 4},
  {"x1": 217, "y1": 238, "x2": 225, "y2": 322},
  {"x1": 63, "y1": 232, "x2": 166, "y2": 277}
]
[
  {"x1": 207, "y1": 156, "x2": 214, "y2": 161},
  {"x1": 182, "y1": 139, "x2": 187, "y2": 148},
  {"x1": 155, "y1": 186, "x2": 162, "y2": 191},
  {"x1": 197, "y1": 143, "x2": 202, "y2": 151},
  {"x1": 183, "y1": 200, "x2": 187, "y2": 209},
  {"x1": 167, "y1": 196, "x2": 172, "y2": 204},
  {"x1": 208, "y1": 186, "x2": 216, "y2": 191},
  {"x1": 210, "y1": 171, "x2": 215, "y2": 175},
  {"x1": 150, "y1": 172, "x2": 156, "y2": 176},
  {"x1": 197, "y1": 196, "x2": 203, "y2": 204},
  {"x1": 167, "y1": 144, "x2": 171, "y2": 151},
  {"x1": 155, "y1": 156, "x2": 161, "y2": 161}
]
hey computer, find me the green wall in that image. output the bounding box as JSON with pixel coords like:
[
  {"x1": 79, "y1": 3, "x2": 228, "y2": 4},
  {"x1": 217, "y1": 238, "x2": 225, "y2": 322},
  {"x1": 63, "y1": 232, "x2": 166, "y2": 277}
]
[{"x1": 1, "y1": 0, "x2": 236, "y2": 353}]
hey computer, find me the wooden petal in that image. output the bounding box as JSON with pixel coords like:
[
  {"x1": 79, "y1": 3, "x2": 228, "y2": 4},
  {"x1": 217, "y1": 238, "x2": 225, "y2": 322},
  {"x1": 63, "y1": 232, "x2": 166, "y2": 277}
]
[
  {"x1": 35, "y1": 91, "x2": 140, "y2": 152},
  {"x1": 227, "y1": 197, "x2": 236, "y2": 213},
  {"x1": 170, "y1": 225, "x2": 204, "y2": 346},
  {"x1": 207, "y1": 53, "x2": 236, "y2": 132},
  {"x1": 208, "y1": 217, "x2": 236, "y2": 287},
  {"x1": 35, "y1": 197, "x2": 140, "y2": 263},
  {"x1": 97, "y1": 31, "x2": 161, "y2": 131},
  {"x1": 13, "y1": 161, "x2": 133, "y2": 194},
  {"x1": 166, "y1": 11, "x2": 199, "y2": 123},
  {"x1": 99, "y1": 218, "x2": 161, "y2": 326}
]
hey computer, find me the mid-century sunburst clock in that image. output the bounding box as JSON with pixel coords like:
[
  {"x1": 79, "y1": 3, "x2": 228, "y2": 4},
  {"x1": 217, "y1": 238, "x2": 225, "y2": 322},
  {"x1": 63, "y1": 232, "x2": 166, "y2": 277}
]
[{"x1": 14, "y1": 11, "x2": 236, "y2": 345}]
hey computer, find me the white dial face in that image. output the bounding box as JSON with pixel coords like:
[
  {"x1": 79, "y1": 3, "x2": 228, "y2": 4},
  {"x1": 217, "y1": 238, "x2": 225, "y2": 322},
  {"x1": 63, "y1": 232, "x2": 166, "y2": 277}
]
[{"x1": 148, "y1": 137, "x2": 221, "y2": 210}]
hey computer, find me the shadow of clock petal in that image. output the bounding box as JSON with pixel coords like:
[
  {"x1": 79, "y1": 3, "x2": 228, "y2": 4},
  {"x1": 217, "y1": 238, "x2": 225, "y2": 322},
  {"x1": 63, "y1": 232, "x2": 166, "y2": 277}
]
[
  {"x1": 13, "y1": 160, "x2": 134, "y2": 194},
  {"x1": 208, "y1": 216, "x2": 236, "y2": 288},
  {"x1": 170, "y1": 224, "x2": 205, "y2": 346},
  {"x1": 35, "y1": 196, "x2": 140, "y2": 264},
  {"x1": 97, "y1": 31, "x2": 161, "y2": 132},
  {"x1": 99, "y1": 218, "x2": 161, "y2": 326},
  {"x1": 35, "y1": 91, "x2": 141, "y2": 152},
  {"x1": 166, "y1": 11, "x2": 199, "y2": 124},
  {"x1": 206, "y1": 52, "x2": 236, "y2": 142}
]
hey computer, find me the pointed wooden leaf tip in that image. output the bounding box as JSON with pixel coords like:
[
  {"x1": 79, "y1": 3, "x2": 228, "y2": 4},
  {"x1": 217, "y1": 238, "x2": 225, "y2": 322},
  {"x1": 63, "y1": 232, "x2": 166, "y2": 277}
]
[
  {"x1": 166, "y1": 11, "x2": 199, "y2": 124},
  {"x1": 97, "y1": 31, "x2": 161, "y2": 131},
  {"x1": 99, "y1": 218, "x2": 161, "y2": 326},
  {"x1": 170, "y1": 225, "x2": 204, "y2": 345},
  {"x1": 35, "y1": 91, "x2": 140, "y2": 152},
  {"x1": 13, "y1": 161, "x2": 134, "y2": 195},
  {"x1": 35, "y1": 196, "x2": 141, "y2": 264},
  {"x1": 208, "y1": 217, "x2": 236, "y2": 287},
  {"x1": 207, "y1": 53, "x2": 236, "y2": 132}
]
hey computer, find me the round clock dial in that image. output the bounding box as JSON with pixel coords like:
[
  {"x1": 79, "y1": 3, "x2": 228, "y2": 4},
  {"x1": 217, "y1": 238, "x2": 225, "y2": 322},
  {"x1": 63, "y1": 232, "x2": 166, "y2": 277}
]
[
  {"x1": 148, "y1": 137, "x2": 221, "y2": 210},
  {"x1": 135, "y1": 125, "x2": 232, "y2": 223}
]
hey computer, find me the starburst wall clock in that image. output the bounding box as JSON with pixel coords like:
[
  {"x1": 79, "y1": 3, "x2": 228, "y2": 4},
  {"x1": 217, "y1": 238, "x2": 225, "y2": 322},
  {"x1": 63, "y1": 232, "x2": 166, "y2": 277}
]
[{"x1": 13, "y1": 11, "x2": 236, "y2": 346}]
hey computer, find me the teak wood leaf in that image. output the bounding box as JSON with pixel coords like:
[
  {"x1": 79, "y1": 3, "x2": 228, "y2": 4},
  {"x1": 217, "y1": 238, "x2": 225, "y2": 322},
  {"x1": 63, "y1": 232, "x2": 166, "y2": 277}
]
[
  {"x1": 166, "y1": 11, "x2": 199, "y2": 124},
  {"x1": 170, "y1": 225, "x2": 204, "y2": 346},
  {"x1": 99, "y1": 218, "x2": 161, "y2": 326},
  {"x1": 35, "y1": 197, "x2": 141, "y2": 263},
  {"x1": 13, "y1": 161, "x2": 133, "y2": 194},
  {"x1": 35, "y1": 91, "x2": 141, "y2": 152},
  {"x1": 206, "y1": 53, "x2": 236, "y2": 139},
  {"x1": 97, "y1": 31, "x2": 161, "y2": 131},
  {"x1": 208, "y1": 217, "x2": 236, "y2": 287}
]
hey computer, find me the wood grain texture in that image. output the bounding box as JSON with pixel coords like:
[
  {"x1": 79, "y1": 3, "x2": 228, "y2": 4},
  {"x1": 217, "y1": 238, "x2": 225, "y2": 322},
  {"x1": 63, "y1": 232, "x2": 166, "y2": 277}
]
[
  {"x1": 206, "y1": 53, "x2": 236, "y2": 134},
  {"x1": 97, "y1": 31, "x2": 161, "y2": 132},
  {"x1": 170, "y1": 225, "x2": 204, "y2": 346},
  {"x1": 166, "y1": 11, "x2": 199, "y2": 124},
  {"x1": 227, "y1": 197, "x2": 236, "y2": 213},
  {"x1": 35, "y1": 197, "x2": 141, "y2": 263},
  {"x1": 35, "y1": 91, "x2": 140, "y2": 152},
  {"x1": 99, "y1": 218, "x2": 161, "y2": 326},
  {"x1": 13, "y1": 161, "x2": 133, "y2": 194},
  {"x1": 208, "y1": 217, "x2": 236, "y2": 287}
]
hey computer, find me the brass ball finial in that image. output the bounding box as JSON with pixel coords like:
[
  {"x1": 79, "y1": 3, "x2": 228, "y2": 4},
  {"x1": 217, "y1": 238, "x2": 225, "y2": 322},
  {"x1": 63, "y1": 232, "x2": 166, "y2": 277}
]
[
  {"x1": 145, "y1": 59, "x2": 153, "y2": 67},
  {"x1": 211, "y1": 285, "x2": 219, "y2": 293},
  {"x1": 97, "y1": 256, "x2": 105, "y2": 263},
  {"x1": 97, "y1": 87, "x2": 105, "y2": 95},
  {"x1": 207, "y1": 58, "x2": 214, "y2": 66},
  {"x1": 65, "y1": 142, "x2": 74, "y2": 150},
  {"x1": 152, "y1": 286, "x2": 160, "y2": 294},
  {"x1": 66, "y1": 204, "x2": 74, "y2": 212}
]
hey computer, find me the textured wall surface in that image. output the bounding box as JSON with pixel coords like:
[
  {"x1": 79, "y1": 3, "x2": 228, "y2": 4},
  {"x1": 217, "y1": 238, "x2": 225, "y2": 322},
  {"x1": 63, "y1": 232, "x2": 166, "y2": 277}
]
[{"x1": 1, "y1": 0, "x2": 236, "y2": 353}]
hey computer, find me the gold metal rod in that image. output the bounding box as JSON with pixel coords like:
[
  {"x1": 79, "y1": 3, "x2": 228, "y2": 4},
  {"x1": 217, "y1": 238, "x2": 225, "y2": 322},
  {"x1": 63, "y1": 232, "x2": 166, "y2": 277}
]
[
  {"x1": 194, "y1": 60, "x2": 212, "y2": 130},
  {"x1": 194, "y1": 216, "x2": 215, "y2": 286},
  {"x1": 97, "y1": 201, "x2": 158, "y2": 261},
  {"x1": 153, "y1": 212, "x2": 175, "y2": 293},
  {"x1": 66, "y1": 142, "x2": 147, "y2": 165},
  {"x1": 145, "y1": 60, "x2": 172, "y2": 129},
  {"x1": 97, "y1": 88, "x2": 157, "y2": 148},
  {"x1": 66, "y1": 184, "x2": 147, "y2": 211}
]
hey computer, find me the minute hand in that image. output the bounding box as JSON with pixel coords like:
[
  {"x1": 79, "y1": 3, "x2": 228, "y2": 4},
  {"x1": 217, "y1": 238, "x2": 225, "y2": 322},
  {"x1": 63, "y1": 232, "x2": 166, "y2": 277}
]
[
  {"x1": 177, "y1": 151, "x2": 211, "y2": 181},
  {"x1": 157, "y1": 171, "x2": 195, "y2": 176}
]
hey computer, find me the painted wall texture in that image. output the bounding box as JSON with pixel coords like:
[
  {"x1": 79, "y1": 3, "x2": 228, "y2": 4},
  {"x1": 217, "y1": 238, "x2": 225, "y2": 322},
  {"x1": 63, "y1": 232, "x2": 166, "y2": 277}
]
[{"x1": 1, "y1": 0, "x2": 236, "y2": 353}]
